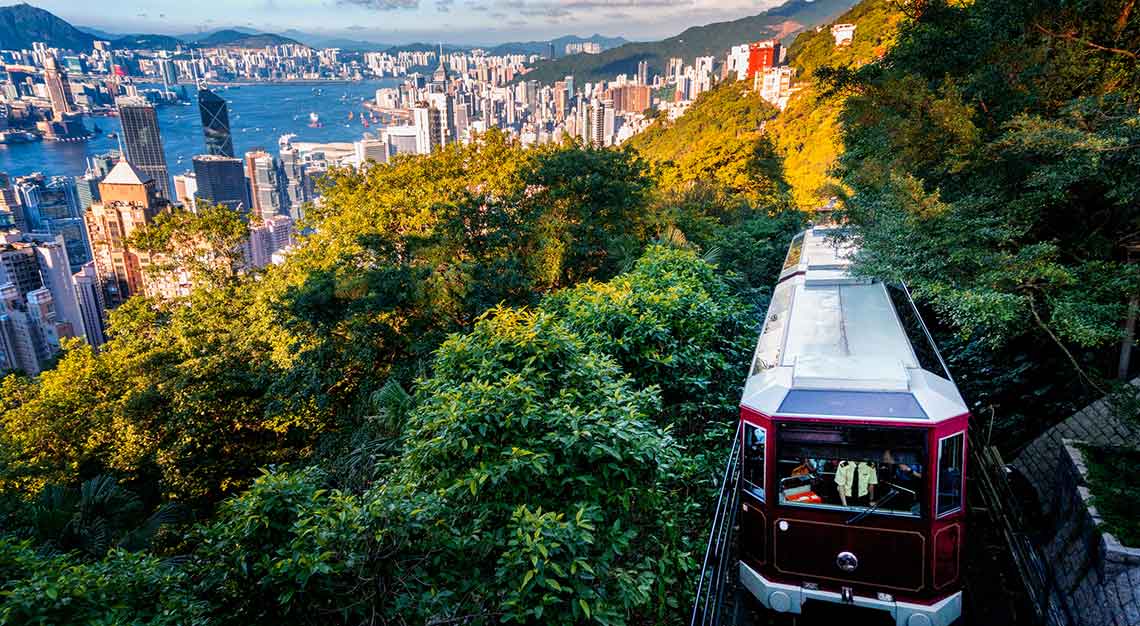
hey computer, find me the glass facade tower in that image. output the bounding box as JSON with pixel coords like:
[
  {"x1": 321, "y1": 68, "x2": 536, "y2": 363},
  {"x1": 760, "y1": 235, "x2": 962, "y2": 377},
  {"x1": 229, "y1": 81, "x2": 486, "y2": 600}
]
[{"x1": 197, "y1": 87, "x2": 234, "y2": 158}]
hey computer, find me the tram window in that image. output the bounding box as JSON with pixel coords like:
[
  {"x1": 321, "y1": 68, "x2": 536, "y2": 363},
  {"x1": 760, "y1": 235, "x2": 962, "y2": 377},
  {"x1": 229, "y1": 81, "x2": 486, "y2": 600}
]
[
  {"x1": 886, "y1": 284, "x2": 952, "y2": 380},
  {"x1": 751, "y1": 283, "x2": 794, "y2": 375},
  {"x1": 775, "y1": 424, "x2": 927, "y2": 518},
  {"x1": 743, "y1": 425, "x2": 766, "y2": 501},
  {"x1": 937, "y1": 433, "x2": 965, "y2": 516},
  {"x1": 781, "y1": 233, "x2": 805, "y2": 272}
]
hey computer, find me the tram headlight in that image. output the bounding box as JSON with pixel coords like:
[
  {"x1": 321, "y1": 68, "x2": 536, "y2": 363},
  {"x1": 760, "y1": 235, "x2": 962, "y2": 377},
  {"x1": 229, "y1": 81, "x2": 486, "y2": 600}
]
[{"x1": 877, "y1": 592, "x2": 894, "y2": 603}]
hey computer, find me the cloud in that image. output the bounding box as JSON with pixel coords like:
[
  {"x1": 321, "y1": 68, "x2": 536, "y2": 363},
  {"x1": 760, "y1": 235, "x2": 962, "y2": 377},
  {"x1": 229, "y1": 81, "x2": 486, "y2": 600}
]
[
  {"x1": 486, "y1": 0, "x2": 690, "y2": 21},
  {"x1": 436, "y1": 0, "x2": 455, "y2": 10},
  {"x1": 337, "y1": 0, "x2": 420, "y2": 8}
]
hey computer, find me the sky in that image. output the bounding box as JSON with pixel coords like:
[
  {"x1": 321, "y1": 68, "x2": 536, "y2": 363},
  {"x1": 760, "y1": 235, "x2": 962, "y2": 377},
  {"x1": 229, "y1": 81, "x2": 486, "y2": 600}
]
[{"x1": 34, "y1": 0, "x2": 791, "y2": 45}]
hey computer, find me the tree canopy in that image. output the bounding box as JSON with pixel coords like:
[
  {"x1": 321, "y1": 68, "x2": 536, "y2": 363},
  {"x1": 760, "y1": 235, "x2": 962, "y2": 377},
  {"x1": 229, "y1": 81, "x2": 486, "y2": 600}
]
[{"x1": 0, "y1": 121, "x2": 802, "y2": 623}]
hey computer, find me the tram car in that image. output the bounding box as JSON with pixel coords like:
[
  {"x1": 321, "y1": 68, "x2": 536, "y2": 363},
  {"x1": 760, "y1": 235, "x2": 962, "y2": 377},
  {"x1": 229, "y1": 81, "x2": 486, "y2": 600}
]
[{"x1": 738, "y1": 227, "x2": 967, "y2": 626}]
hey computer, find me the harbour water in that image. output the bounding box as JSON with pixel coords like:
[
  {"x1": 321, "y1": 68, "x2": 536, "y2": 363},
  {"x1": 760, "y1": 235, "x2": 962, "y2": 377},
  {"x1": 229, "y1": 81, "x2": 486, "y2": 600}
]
[{"x1": 0, "y1": 79, "x2": 402, "y2": 179}]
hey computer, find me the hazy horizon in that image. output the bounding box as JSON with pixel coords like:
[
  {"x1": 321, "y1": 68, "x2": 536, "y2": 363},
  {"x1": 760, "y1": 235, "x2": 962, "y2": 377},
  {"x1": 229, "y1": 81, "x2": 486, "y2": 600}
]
[{"x1": 25, "y1": 0, "x2": 793, "y2": 46}]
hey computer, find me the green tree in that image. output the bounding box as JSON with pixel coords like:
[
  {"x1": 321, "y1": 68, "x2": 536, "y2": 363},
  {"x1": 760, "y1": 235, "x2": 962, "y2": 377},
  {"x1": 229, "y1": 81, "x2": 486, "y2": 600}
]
[{"x1": 833, "y1": 0, "x2": 1140, "y2": 439}]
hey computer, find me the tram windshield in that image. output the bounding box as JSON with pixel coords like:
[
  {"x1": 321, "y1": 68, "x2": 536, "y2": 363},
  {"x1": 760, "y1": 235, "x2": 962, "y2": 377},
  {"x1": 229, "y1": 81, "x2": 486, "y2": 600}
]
[{"x1": 776, "y1": 423, "x2": 927, "y2": 518}]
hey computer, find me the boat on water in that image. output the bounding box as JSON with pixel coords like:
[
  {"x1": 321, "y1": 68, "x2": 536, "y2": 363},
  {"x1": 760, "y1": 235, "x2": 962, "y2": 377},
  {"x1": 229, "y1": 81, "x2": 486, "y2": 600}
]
[
  {"x1": 106, "y1": 132, "x2": 117, "y2": 139},
  {"x1": 0, "y1": 130, "x2": 40, "y2": 144}
]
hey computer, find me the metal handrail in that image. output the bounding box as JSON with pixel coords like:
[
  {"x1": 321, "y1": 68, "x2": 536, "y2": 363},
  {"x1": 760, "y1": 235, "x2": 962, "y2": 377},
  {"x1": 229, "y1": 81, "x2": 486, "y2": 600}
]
[{"x1": 690, "y1": 421, "x2": 744, "y2": 626}]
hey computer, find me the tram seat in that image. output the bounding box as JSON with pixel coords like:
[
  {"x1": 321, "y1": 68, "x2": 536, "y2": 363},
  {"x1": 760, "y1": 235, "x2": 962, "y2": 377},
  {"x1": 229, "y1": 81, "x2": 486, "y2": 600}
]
[{"x1": 783, "y1": 485, "x2": 822, "y2": 504}]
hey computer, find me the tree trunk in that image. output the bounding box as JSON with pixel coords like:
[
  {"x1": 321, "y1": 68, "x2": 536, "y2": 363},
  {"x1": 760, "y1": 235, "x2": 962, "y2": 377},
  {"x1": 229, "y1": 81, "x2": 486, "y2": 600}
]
[{"x1": 1118, "y1": 295, "x2": 1138, "y2": 379}]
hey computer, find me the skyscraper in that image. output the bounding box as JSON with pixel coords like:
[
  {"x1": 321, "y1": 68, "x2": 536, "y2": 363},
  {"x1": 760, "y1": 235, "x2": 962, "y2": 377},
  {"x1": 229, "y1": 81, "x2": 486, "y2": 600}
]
[
  {"x1": 427, "y1": 91, "x2": 455, "y2": 145},
  {"x1": 245, "y1": 151, "x2": 282, "y2": 221},
  {"x1": 84, "y1": 160, "x2": 167, "y2": 307},
  {"x1": 278, "y1": 136, "x2": 308, "y2": 221},
  {"x1": 193, "y1": 155, "x2": 247, "y2": 214},
  {"x1": 72, "y1": 262, "x2": 106, "y2": 348},
  {"x1": 637, "y1": 60, "x2": 649, "y2": 86},
  {"x1": 116, "y1": 96, "x2": 173, "y2": 201},
  {"x1": 42, "y1": 55, "x2": 75, "y2": 118},
  {"x1": 198, "y1": 87, "x2": 234, "y2": 157},
  {"x1": 0, "y1": 173, "x2": 26, "y2": 231},
  {"x1": 0, "y1": 232, "x2": 95, "y2": 371},
  {"x1": 413, "y1": 103, "x2": 443, "y2": 155}
]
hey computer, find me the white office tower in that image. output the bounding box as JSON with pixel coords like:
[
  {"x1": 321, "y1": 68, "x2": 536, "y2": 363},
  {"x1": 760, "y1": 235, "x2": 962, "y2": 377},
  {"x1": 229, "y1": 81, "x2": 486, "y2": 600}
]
[
  {"x1": 383, "y1": 126, "x2": 420, "y2": 156},
  {"x1": 413, "y1": 103, "x2": 444, "y2": 154},
  {"x1": 427, "y1": 91, "x2": 456, "y2": 145},
  {"x1": 72, "y1": 262, "x2": 106, "y2": 348},
  {"x1": 354, "y1": 138, "x2": 388, "y2": 169},
  {"x1": 30, "y1": 234, "x2": 85, "y2": 341}
]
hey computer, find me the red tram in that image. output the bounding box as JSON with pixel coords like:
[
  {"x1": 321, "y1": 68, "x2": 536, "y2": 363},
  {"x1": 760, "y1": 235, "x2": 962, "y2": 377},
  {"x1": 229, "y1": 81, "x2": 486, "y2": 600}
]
[{"x1": 738, "y1": 228, "x2": 967, "y2": 626}]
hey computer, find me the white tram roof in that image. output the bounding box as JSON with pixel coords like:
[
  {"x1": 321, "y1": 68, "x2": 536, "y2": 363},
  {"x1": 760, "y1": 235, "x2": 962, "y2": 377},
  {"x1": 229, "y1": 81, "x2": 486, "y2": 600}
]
[{"x1": 742, "y1": 228, "x2": 968, "y2": 423}]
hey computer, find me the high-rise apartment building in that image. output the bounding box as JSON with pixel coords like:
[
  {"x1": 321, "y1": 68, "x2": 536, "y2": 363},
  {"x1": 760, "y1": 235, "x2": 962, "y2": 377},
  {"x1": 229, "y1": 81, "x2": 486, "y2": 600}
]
[
  {"x1": 198, "y1": 87, "x2": 234, "y2": 157},
  {"x1": 0, "y1": 283, "x2": 47, "y2": 374},
  {"x1": 746, "y1": 40, "x2": 781, "y2": 78},
  {"x1": 245, "y1": 151, "x2": 282, "y2": 221},
  {"x1": 193, "y1": 155, "x2": 247, "y2": 214},
  {"x1": 278, "y1": 136, "x2": 308, "y2": 221},
  {"x1": 246, "y1": 215, "x2": 294, "y2": 269},
  {"x1": 42, "y1": 55, "x2": 75, "y2": 118},
  {"x1": 0, "y1": 173, "x2": 26, "y2": 231},
  {"x1": 0, "y1": 231, "x2": 101, "y2": 373},
  {"x1": 116, "y1": 96, "x2": 173, "y2": 201}
]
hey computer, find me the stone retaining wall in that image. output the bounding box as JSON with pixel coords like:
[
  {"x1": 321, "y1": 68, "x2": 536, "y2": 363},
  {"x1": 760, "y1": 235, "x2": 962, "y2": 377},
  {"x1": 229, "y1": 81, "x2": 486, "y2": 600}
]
[
  {"x1": 1011, "y1": 382, "x2": 1140, "y2": 626},
  {"x1": 1043, "y1": 442, "x2": 1140, "y2": 626}
]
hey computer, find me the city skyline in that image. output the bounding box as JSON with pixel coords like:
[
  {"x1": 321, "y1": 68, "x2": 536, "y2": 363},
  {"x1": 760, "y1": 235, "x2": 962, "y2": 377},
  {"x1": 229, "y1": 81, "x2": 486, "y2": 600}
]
[{"x1": 34, "y1": 0, "x2": 792, "y2": 46}]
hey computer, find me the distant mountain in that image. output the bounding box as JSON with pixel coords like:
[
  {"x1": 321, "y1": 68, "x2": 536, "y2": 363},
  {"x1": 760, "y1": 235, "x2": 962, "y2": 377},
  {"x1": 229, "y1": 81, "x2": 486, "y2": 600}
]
[
  {"x1": 488, "y1": 34, "x2": 627, "y2": 57},
  {"x1": 279, "y1": 29, "x2": 389, "y2": 51},
  {"x1": 78, "y1": 25, "x2": 120, "y2": 40},
  {"x1": 195, "y1": 29, "x2": 303, "y2": 48},
  {"x1": 176, "y1": 26, "x2": 260, "y2": 40},
  {"x1": 0, "y1": 3, "x2": 94, "y2": 51},
  {"x1": 385, "y1": 42, "x2": 469, "y2": 55},
  {"x1": 112, "y1": 34, "x2": 185, "y2": 50},
  {"x1": 518, "y1": 0, "x2": 859, "y2": 85}
]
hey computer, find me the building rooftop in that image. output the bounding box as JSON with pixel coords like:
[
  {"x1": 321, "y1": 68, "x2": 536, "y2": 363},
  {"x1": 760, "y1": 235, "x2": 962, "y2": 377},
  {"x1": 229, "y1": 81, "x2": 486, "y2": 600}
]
[{"x1": 102, "y1": 160, "x2": 152, "y2": 186}]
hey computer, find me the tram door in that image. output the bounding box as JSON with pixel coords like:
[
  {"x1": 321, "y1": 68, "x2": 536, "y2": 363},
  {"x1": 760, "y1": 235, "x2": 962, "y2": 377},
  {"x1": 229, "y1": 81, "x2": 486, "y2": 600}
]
[{"x1": 740, "y1": 423, "x2": 768, "y2": 565}]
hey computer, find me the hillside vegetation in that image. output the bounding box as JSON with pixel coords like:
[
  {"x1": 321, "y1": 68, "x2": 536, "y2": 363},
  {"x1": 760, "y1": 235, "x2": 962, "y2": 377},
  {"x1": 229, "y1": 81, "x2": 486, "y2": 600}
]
[
  {"x1": 0, "y1": 129, "x2": 803, "y2": 624},
  {"x1": 628, "y1": 80, "x2": 788, "y2": 208},
  {"x1": 763, "y1": 0, "x2": 905, "y2": 208},
  {"x1": 835, "y1": 0, "x2": 1140, "y2": 442}
]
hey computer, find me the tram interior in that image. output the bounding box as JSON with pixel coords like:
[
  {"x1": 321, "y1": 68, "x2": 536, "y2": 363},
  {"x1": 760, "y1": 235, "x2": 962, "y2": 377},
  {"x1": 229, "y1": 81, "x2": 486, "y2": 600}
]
[{"x1": 744, "y1": 423, "x2": 941, "y2": 517}]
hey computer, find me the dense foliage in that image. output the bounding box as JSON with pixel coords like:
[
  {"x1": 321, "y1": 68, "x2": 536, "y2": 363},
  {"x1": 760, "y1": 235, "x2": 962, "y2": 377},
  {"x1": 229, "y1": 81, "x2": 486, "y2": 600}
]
[
  {"x1": 1079, "y1": 444, "x2": 1140, "y2": 547},
  {"x1": 764, "y1": 0, "x2": 904, "y2": 208},
  {"x1": 629, "y1": 80, "x2": 789, "y2": 208},
  {"x1": 0, "y1": 117, "x2": 802, "y2": 622},
  {"x1": 831, "y1": 0, "x2": 1140, "y2": 439}
]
